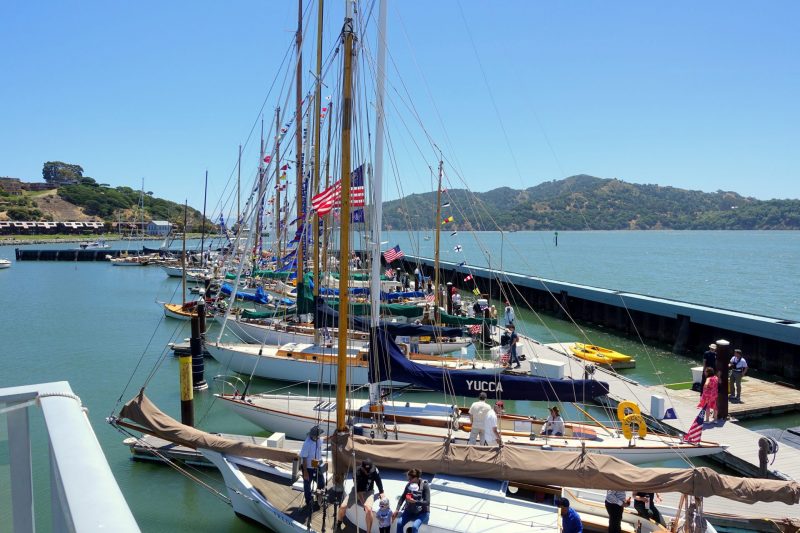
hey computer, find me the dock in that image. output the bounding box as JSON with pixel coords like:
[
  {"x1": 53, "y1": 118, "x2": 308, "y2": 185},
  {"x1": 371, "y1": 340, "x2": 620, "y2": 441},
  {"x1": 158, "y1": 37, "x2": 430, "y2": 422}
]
[
  {"x1": 515, "y1": 335, "x2": 800, "y2": 524},
  {"x1": 15, "y1": 248, "x2": 128, "y2": 261}
]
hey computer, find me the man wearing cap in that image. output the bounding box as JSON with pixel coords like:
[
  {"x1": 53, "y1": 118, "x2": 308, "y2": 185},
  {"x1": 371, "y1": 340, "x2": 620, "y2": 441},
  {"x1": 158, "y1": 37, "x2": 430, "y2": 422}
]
[
  {"x1": 507, "y1": 324, "x2": 521, "y2": 369},
  {"x1": 701, "y1": 343, "x2": 717, "y2": 390},
  {"x1": 300, "y1": 425, "x2": 325, "y2": 510},
  {"x1": 729, "y1": 349, "x2": 748, "y2": 401},
  {"x1": 558, "y1": 497, "x2": 583, "y2": 533},
  {"x1": 337, "y1": 457, "x2": 385, "y2": 531},
  {"x1": 484, "y1": 400, "x2": 504, "y2": 447},
  {"x1": 468, "y1": 392, "x2": 492, "y2": 444}
]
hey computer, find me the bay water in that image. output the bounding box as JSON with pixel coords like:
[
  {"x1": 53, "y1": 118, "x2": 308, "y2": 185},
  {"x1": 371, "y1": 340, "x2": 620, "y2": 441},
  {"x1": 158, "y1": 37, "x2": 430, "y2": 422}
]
[{"x1": 1, "y1": 230, "x2": 798, "y2": 532}]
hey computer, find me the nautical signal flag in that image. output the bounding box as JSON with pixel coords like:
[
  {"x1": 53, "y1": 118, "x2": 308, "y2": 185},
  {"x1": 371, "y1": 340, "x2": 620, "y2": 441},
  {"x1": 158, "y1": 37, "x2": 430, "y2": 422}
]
[
  {"x1": 683, "y1": 409, "x2": 706, "y2": 444},
  {"x1": 464, "y1": 274, "x2": 473, "y2": 282},
  {"x1": 442, "y1": 202, "x2": 450, "y2": 208},
  {"x1": 441, "y1": 215, "x2": 454, "y2": 225},
  {"x1": 351, "y1": 208, "x2": 365, "y2": 223},
  {"x1": 281, "y1": 164, "x2": 290, "y2": 171},
  {"x1": 450, "y1": 231, "x2": 458, "y2": 237},
  {"x1": 454, "y1": 245, "x2": 463, "y2": 252},
  {"x1": 383, "y1": 245, "x2": 404, "y2": 263},
  {"x1": 264, "y1": 155, "x2": 272, "y2": 163},
  {"x1": 472, "y1": 287, "x2": 481, "y2": 296},
  {"x1": 468, "y1": 324, "x2": 482, "y2": 335}
]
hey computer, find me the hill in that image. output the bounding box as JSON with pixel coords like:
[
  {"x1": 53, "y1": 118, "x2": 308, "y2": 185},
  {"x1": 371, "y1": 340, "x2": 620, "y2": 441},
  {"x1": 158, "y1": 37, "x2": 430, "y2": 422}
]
[{"x1": 382, "y1": 175, "x2": 800, "y2": 231}]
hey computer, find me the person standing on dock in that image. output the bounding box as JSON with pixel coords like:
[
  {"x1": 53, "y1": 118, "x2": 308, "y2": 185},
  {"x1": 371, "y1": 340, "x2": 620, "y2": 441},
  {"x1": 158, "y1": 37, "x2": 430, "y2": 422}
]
[
  {"x1": 698, "y1": 367, "x2": 719, "y2": 422},
  {"x1": 468, "y1": 392, "x2": 492, "y2": 444},
  {"x1": 507, "y1": 324, "x2": 521, "y2": 368},
  {"x1": 504, "y1": 300, "x2": 515, "y2": 326},
  {"x1": 729, "y1": 349, "x2": 748, "y2": 402},
  {"x1": 604, "y1": 490, "x2": 630, "y2": 533},
  {"x1": 701, "y1": 343, "x2": 717, "y2": 389},
  {"x1": 300, "y1": 425, "x2": 325, "y2": 511}
]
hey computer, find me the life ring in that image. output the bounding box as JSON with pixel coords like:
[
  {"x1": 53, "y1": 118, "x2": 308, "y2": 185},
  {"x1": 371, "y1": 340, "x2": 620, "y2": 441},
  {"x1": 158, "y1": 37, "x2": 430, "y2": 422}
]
[
  {"x1": 622, "y1": 413, "x2": 647, "y2": 440},
  {"x1": 617, "y1": 401, "x2": 640, "y2": 422}
]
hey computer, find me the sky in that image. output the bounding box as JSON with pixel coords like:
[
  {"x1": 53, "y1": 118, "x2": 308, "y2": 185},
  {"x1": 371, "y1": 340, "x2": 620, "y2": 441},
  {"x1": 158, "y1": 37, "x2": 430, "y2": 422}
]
[{"x1": 1, "y1": 1, "x2": 798, "y2": 215}]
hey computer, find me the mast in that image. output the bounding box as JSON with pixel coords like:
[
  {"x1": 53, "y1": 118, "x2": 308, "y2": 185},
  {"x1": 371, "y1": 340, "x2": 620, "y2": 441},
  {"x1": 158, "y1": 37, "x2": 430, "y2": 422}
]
[
  {"x1": 294, "y1": 0, "x2": 305, "y2": 298},
  {"x1": 433, "y1": 160, "x2": 443, "y2": 321},
  {"x1": 370, "y1": 0, "x2": 387, "y2": 329},
  {"x1": 182, "y1": 201, "x2": 187, "y2": 306},
  {"x1": 321, "y1": 100, "x2": 333, "y2": 281},
  {"x1": 336, "y1": 0, "x2": 356, "y2": 435},
  {"x1": 312, "y1": 0, "x2": 324, "y2": 303},
  {"x1": 237, "y1": 145, "x2": 241, "y2": 228},
  {"x1": 274, "y1": 108, "x2": 282, "y2": 269},
  {"x1": 256, "y1": 120, "x2": 265, "y2": 266},
  {"x1": 200, "y1": 170, "x2": 208, "y2": 267}
]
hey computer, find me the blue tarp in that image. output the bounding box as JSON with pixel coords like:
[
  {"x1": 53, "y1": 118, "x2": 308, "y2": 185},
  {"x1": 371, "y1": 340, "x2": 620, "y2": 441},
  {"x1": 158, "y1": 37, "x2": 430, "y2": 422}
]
[
  {"x1": 220, "y1": 283, "x2": 271, "y2": 304},
  {"x1": 368, "y1": 327, "x2": 609, "y2": 402}
]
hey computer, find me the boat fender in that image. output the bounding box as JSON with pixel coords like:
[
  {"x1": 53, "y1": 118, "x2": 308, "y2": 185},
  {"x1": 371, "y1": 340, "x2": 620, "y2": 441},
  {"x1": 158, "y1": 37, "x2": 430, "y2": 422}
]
[
  {"x1": 617, "y1": 401, "x2": 641, "y2": 422},
  {"x1": 621, "y1": 414, "x2": 647, "y2": 440}
]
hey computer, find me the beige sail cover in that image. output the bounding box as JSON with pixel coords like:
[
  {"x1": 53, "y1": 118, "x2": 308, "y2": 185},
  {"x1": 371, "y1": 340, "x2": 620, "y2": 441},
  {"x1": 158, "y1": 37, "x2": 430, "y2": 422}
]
[
  {"x1": 119, "y1": 391, "x2": 298, "y2": 463},
  {"x1": 332, "y1": 434, "x2": 800, "y2": 505}
]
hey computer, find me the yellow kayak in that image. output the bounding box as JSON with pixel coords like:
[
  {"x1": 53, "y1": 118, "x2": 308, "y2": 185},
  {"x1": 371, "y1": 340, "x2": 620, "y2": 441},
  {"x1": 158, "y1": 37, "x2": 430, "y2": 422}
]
[
  {"x1": 569, "y1": 345, "x2": 614, "y2": 364},
  {"x1": 573, "y1": 343, "x2": 633, "y2": 363}
]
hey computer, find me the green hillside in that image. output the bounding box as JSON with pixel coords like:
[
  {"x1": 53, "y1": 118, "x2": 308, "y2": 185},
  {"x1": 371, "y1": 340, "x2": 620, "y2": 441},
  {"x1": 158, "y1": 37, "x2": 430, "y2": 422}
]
[{"x1": 382, "y1": 175, "x2": 800, "y2": 231}]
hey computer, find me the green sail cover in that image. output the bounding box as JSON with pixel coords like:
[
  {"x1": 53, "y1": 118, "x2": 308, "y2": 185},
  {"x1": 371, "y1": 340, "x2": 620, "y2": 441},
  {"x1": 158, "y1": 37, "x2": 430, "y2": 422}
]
[
  {"x1": 225, "y1": 270, "x2": 292, "y2": 280},
  {"x1": 300, "y1": 273, "x2": 423, "y2": 318},
  {"x1": 329, "y1": 272, "x2": 388, "y2": 281},
  {"x1": 240, "y1": 308, "x2": 296, "y2": 319}
]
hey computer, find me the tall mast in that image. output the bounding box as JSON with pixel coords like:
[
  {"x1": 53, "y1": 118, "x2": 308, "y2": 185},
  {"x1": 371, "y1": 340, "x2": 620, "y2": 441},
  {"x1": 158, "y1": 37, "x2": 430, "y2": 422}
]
[
  {"x1": 294, "y1": 0, "x2": 305, "y2": 295},
  {"x1": 274, "y1": 108, "x2": 282, "y2": 269},
  {"x1": 200, "y1": 170, "x2": 208, "y2": 267},
  {"x1": 320, "y1": 100, "x2": 333, "y2": 278},
  {"x1": 256, "y1": 120, "x2": 265, "y2": 265},
  {"x1": 336, "y1": 0, "x2": 356, "y2": 435},
  {"x1": 370, "y1": 0, "x2": 387, "y2": 328},
  {"x1": 312, "y1": 0, "x2": 324, "y2": 302},
  {"x1": 433, "y1": 160, "x2": 443, "y2": 321},
  {"x1": 237, "y1": 145, "x2": 241, "y2": 228},
  {"x1": 182, "y1": 201, "x2": 187, "y2": 306}
]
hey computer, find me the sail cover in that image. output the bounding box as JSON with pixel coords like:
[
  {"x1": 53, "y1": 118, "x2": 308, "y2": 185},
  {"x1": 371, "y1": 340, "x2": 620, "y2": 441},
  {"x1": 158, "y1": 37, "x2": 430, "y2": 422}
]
[
  {"x1": 118, "y1": 391, "x2": 298, "y2": 462},
  {"x1": 314, "y1": 299, "x2": 463, "y2": 338},
  {"x1": 369, "y1": 327, "x2": 609, "y2": 402},
  {"x1": 331, "y1": 434, "x2": 800, "y2": 505}
]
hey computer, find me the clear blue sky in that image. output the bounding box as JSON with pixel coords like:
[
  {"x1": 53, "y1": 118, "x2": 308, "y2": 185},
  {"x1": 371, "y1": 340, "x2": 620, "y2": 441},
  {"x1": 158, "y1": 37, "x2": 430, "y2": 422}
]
[{"x1": 2, "y1": 1, "x2": 798, "y2": 214}]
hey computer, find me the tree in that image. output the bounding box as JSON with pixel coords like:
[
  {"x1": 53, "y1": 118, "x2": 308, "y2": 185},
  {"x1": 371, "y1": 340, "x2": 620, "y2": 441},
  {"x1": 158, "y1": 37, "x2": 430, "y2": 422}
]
[{"x1": 42, "y1": 161, "x2": 84, "y2": 184}]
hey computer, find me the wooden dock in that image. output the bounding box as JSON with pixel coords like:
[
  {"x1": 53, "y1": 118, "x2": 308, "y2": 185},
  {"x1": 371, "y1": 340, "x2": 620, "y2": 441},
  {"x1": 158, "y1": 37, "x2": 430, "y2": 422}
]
[{"x1": 515, "y1": 336, "x2": 800, "y2": 524}]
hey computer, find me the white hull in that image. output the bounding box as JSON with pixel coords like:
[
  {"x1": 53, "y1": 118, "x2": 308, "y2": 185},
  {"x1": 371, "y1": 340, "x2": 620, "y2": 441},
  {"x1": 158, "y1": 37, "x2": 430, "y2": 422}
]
[
  {"x1": 162, "y1": 265, "x2": 211, "y2": 281},
  {"x1": 201, "y1": 450, "x2": 318, "y2": 533},
  {"x1": 414, "y1": 339, "x2": 472, "y2": 355},
  {"x1": 216, "y1": 394, "x2": 726, "y2": 464},
  {"x1": 206, "y1": 342, "x2": 379, "y2": 385},
  {"x1": 0, "y1": 259, "x2": 10, "y2": 269}
]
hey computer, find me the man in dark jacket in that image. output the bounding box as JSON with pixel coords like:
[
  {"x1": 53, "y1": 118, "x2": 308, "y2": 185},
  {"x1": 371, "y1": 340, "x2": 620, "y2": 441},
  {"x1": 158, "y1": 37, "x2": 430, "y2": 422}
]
[
  {"x1": 337, "y1": 457, "x2": 384, "y2": 530},
  {"x1": 393, "y1": 468, "x2": 430, "y2": 532}
]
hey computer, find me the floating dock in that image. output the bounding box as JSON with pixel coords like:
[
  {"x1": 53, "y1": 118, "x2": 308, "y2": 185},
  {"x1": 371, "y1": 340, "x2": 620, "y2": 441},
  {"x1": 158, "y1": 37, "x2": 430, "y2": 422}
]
[
  {"x1": 515, "y1": 335, "x2": 800, "y2": 525},
  {"x1": 14, "y1": 248, "x2": 129, "y2": 261}
]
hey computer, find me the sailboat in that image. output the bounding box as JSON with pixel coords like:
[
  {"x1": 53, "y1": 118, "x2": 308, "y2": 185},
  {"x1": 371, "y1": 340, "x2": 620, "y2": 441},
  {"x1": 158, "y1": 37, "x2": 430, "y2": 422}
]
[{"x1": 106, "y1": 2, "x2": 800, "y2": 532}]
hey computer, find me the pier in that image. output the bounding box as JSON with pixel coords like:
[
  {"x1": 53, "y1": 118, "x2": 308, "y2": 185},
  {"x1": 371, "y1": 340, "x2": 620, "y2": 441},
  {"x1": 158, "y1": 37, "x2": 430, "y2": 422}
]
[
  {"x1": 403, "y1": 255, "x2": 800, "y2": 384},
  {"x1": 15, "y1": 248, "x2": 129, "y2": 261},
  {"x1": 514, "y1": 335, "x2": 800, "y2": 526}
]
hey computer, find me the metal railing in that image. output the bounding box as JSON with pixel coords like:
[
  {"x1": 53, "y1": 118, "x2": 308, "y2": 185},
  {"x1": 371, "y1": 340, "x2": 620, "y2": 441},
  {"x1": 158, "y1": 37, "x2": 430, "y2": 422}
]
[{"x1": 1, "y1": 381, "x2": 139, "y2": 532}]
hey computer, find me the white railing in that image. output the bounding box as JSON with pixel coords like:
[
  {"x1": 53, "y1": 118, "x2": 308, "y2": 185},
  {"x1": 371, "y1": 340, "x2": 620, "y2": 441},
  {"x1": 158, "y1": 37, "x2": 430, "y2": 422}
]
[{"x1": 1, "y1": 382, "x2": 140, "y2": 532}]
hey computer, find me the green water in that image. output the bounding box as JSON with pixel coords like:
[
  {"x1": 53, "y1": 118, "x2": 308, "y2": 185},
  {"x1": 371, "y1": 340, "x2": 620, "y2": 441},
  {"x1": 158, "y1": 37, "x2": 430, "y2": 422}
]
[{"x1": 1, "y1": 232, "x2": 798, "y2": 532}]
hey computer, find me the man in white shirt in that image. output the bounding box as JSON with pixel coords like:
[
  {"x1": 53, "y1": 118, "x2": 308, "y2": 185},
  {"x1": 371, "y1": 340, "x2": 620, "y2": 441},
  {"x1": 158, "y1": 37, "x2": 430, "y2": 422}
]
[
  {"x1": 300, "y1": 425, "x2": 325, "y2": 510},
  {"x1": 729, "y1": 349, "x2": 748, "y2": 401},
  {"x1": 483, "y1": 400, "x2": 504, "y2": 447},
  {"x1": 504, "y1": 301, "x2": 515, "y2": 326},
  {"x1": 467, "y1": 392, "x2": 492, "y2": 444}
]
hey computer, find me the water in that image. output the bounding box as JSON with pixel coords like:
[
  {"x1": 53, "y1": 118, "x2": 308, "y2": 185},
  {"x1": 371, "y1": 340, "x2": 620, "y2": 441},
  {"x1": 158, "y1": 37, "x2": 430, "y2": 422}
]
[{"x1": 1, "y1": 231, "x2": 799, "y2": 532}]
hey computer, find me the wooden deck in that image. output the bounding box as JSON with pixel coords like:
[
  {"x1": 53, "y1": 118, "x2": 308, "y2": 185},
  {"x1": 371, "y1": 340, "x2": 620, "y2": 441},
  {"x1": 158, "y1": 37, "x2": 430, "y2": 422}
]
[{"x1": 514, "y1": 337, "x2": 800, "y2": 523}]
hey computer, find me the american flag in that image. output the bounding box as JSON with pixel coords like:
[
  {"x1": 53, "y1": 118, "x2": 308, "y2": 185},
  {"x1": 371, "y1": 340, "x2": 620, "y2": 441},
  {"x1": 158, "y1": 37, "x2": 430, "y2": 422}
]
[
  {"x1": 683, "y1": 409, "x2": 705, "y2": 444},
  {"x1": 310, "y1": 165, "x2": 366, "y2": 215},
  {"x1": 468, "y1": 324, "x2": 481, "y2": 335},
  {"x1": 383, "y1": 245, "x2": 404, "y2": 263},
  {"x1": 385, "y1": 268, "x2": 395, "y2": 278},
  {"x1": 425, "y1": 293, "x2": 435, "y2": 302}
]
